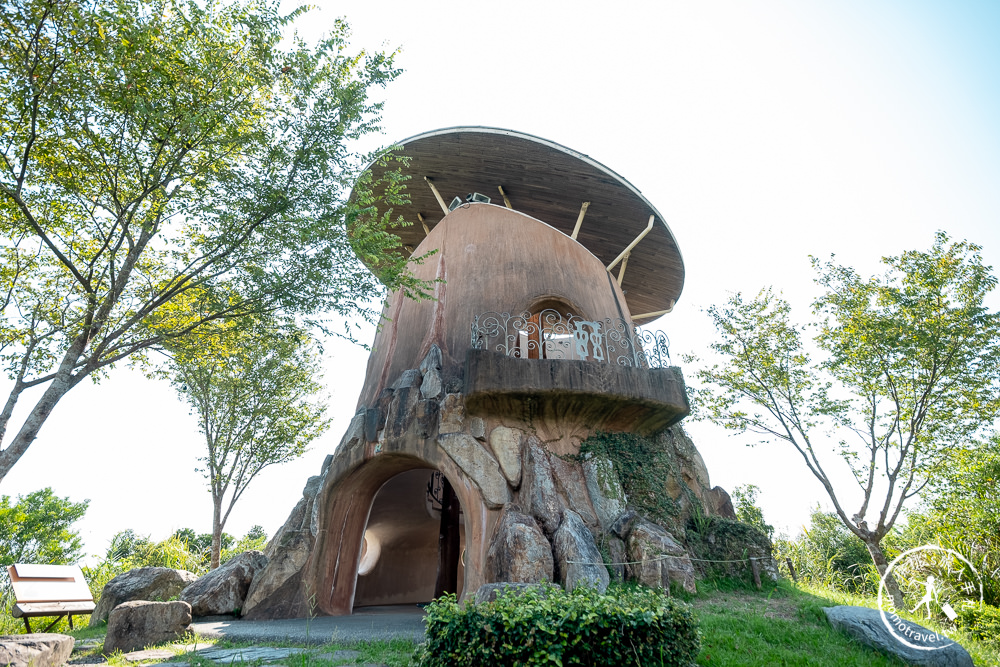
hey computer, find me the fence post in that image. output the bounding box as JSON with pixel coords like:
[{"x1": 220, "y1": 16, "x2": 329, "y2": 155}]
[
  {"x1": 785, "y1": 557, "x2": 797, "y2": 582},
  {"x1": 749, "y1": 557, "x2": 762, "y2": 590}
]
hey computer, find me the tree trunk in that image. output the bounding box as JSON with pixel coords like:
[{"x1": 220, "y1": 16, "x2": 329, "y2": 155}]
[
  {"x1": 211, "y1": 499, "x2": 224, "y2": 570},
  {"x1": 862, "y1": 536, "x2": 904, "y2": 609},
  {"x1": 433, "y1": 477, "x2": 461, "y2": 598},
  {"x1": 0, "y1": 374, "x2": 76, "y2": 485}
]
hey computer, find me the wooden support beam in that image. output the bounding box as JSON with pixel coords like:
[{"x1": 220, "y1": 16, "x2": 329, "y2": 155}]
[
  {"x1": 631, "y1": 303, "x2": 676, "y2": 320},
  {"x1": 497, "y1": 185, "x2": 513, "y2": 209},
  {"x1": 424, "y1": 177, "x2": 450, "y2": 215},
  {"x1": 417, "y1": 212, "x2": 430, "y2": 236},
  {"x1": 570, "y1": 201, "x2": 590, "y2": 240},
  {"x1": 617, "y1": 251, "x2": 630, "y2": 286},
  {"x1": 607, "y1": 215, "x2": 654, "y2": 271}
]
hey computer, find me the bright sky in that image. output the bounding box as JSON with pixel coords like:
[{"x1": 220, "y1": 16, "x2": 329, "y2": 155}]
[{"x1": 4, "y1": 1, "x2": 1000, "y2": 560}]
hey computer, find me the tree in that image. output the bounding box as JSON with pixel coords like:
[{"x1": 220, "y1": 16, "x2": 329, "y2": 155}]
[
  {"x1": 0, "y1": 0, "x2": 421, "y2": 485},
  {"x1": 0, "y1": 487, "x2": 88, "y2": 564},
  {"x1": 900, "y1": 434, "x2": 1000, "y2": 605},
  {"x1": 166, "y1": 318, "x2": 328, "y2": 568},
  {"x1": 691, "y1": 233, "x2": 1000, "y2": 606},
  {"x1": 243, "y1": 525, "x2": 267, "y2": 542},
  {"x1": 172, "y1": 527, "x2": 233, "y2": 558},
  {"x1": 730, "y1": 484, "x2": 774, "y2": 540},
  {"x1": 773, "y1": 506, "x2": 876, "y2": 593}
]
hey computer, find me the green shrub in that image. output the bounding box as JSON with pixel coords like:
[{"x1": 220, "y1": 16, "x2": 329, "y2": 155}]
[
  {"x1": 221, "y1": 527, "x2": 267, "y2": 565},
  {"x1": 687, "y1": 517, "x2": 774, "y2": 584},
  {"x1": 954, "y1": 603, "x2": 1000, "y2": 645},
  {"x1": 730, "y1": 484, "x2": 774, "y2": 540},
  {"x1": 773, "y1": 507, "x2": 880, "y2": 595},
  {"x1": 81, "y1": 529, "x2": 208, "y2": 605},
  {"x1": 0, "y1": 487, "x2": 89, "y2": 634},
  {"x1": 417, "y1": 584, "x2": 699, "y2": 666}
]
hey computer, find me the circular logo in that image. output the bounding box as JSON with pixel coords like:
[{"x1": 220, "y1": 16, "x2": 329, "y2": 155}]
[{"x1": 877, "y1": 544, "x2": 984, "y2": 651}]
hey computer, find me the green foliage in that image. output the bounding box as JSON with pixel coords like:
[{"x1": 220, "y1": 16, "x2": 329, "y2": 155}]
[
  {"x1": 0, "y1": 488, "x2": 88, "y2": 634},
  {"x1": 243, "y1": 525, "x2": 267, "y2": 542},
  {"x1": 0, "y1": 0, "x2": 424, "y2": 483},
  {"x1": 901, "y1": 435, "x2": 1000, "y2": 607},
  {"x1": 0, "y1": 487, "x2": 88, "y2": 565},
  {"x1": 172, "y1": 528, "x2": 234, "y2": 557},
  {"x1": 772, "y1": 435, "x2": 1000, "y2": 612},
  {"x1": 164, "y1": 316, "x2": 326, "y2": 568},
  {"x1": 220, "y1": 527, "x2": 268, "y2": 565},
  {"x1": 63, "y1": 532, "x2": 248, "y2": 617},
  {"x1": 418, "y1": 583, "x2": 700, "y2": 667},
  {"x1": 577, "y1": 431, "x2": 682, "y2": 529},
  {"x1": 95, "y1": 525, "x2": 267, "y2": 577},
  {"x1": 773, "y1": 507, "x2": 880, "y2": 595},
  {"x1": 730, "y1": 484, "x2": 774, "y2": 540},
  {"x1": 79, "y1": 527, "x2": 216, "y2": 605},
  {"x1": 954, "y1": 603, "x2": 1000, "y2": 647},
  {"x1": 686, "y1": 517, "x2": 775, "y2": 584},
  {"x1": 690, "y1": 234, "x2": 1000, "y2": 603}
]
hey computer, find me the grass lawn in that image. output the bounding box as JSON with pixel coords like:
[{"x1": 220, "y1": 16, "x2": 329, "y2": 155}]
[
  {"x1": 687, "y1": 579, "x2": 998, "y2": 667},
  {"x1": 689, "y1": 581, "x2": 904, "y2": 666},
  {"x1": 6, "y1": 579, "x2": 997, "y2": 666}
]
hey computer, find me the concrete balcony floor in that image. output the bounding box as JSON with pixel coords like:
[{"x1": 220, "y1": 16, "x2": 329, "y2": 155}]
[{"x1": 463, "y1": 348, "x2": 690, "y2": 435}]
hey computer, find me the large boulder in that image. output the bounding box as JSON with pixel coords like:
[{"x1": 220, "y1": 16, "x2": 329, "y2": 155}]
[
  {"x1": 489, "y1": 426, "x2": 523, "y2": 488},
  {"x1": 704, "y1": 486, "x2": 737, "y2": 520},
  {"x1": 241, "y1": 531, "x2": 313, "y2": 620},
  {"x1": 0, "y1": 634, "x2": 74, "y2": 667},
  {"x1": 438, "y1": 393, "x2": 466, "y2": 434},
  {"x1": 239, "y1": 473, "x2": 322, "y2": 621},
  {"x1": 437, "y1": 432, "x2": 509, "y2": 508},
  {"x1": 419, "y1": 344, "x2": 444, "y2": 400},
  {"x1": 179, "y1": 550, "x2": 268, "y2": 616},
  {"x1": 606, "y1": 536, "x2": 627, "y2": 583},
  {"x1": 552, "y1": 510, "x2": 609, "y2": 593},
  {"x1": 582, "y1": 456, "x2": 628, "y2": 531},
  {"x1": 486, "y1": 506, "x2": 553, "y2": 584},
  {"x1": 90, "y1": 567, "x2": 198, "y2": 627},
  {"x1": 548, "y1": 455, "x2": 599, "y2": 529},
  {"x1": 625, "y1": 519, "x2": 696, "y2": 594},
  {"x1": 102, "y1": 600, "x2": 192, "y2": 655},
  {"x1": 520, "y1": 438, "x2": 565, "y2": 536},
  {"x1": 685, "y1": 518, "x2": 779, "y2": 583},
  {"x1": 824, "y1": 606, "x2": 973, "y2": 667}
]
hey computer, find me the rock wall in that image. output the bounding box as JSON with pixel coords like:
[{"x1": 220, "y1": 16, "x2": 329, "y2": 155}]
[{"x1": 242, "y1": 344, "x2": 771, "y2": 619}]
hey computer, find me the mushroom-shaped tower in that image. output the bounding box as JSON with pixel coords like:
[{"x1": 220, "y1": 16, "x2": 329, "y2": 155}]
[{"x1": 242, "y1": 127, "x2": 711, "y2": 619}]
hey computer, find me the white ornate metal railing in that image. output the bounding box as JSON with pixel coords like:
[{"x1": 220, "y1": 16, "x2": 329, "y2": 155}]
[{"x1": 470, "y1": 310, "x2": 671, "y2": 368}]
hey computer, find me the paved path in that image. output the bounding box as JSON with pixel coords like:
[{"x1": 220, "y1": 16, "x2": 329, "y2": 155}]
[{"x1": 190, "y1": 606, "x2": 427, "y2": 645}]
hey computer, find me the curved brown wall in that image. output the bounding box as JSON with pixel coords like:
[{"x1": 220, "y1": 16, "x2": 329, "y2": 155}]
[
  {"x1": 352, "y1": 469, "x2": 466, "y2": 606},
  {"x1": 359, "y1": 203, "x2": 634, "y2": 408}
]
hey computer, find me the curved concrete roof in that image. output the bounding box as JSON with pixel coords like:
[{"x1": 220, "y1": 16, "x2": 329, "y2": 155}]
[{"x1": 358, "y1": 127, "x2": 685, "y2": 319}]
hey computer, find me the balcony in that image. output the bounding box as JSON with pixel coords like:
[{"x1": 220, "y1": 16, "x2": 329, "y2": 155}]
[
  {"x1": 470, "y1": 310, "x2": 671, "y2": 368},
  {"x1": 464, "y1": 310, "x2": 688, "y2": 434}
]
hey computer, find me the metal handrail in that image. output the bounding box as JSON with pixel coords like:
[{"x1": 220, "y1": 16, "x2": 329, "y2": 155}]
[{"x1": 470, "y1": 310, "x2": 671, "y2": 368}]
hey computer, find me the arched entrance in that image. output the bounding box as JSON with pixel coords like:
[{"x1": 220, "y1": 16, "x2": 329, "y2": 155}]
[{"x1": 353, "y1": 468, "x2": 466, "y2": 608}]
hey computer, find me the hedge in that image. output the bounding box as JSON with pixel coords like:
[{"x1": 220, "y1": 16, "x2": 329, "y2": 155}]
[{"x1": 417, "y1": 583, "x2": 700, "y2": 666}]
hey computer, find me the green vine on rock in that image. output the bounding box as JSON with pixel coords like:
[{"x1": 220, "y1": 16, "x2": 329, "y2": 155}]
[{"x1": 575, "y1": 430, "x2": 684, "y2": 530}]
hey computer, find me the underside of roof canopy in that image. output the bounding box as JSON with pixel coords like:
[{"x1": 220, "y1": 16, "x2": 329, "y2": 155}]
[{"x1": 355, "y1": 127, "x2": 685, "y2": 320}]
